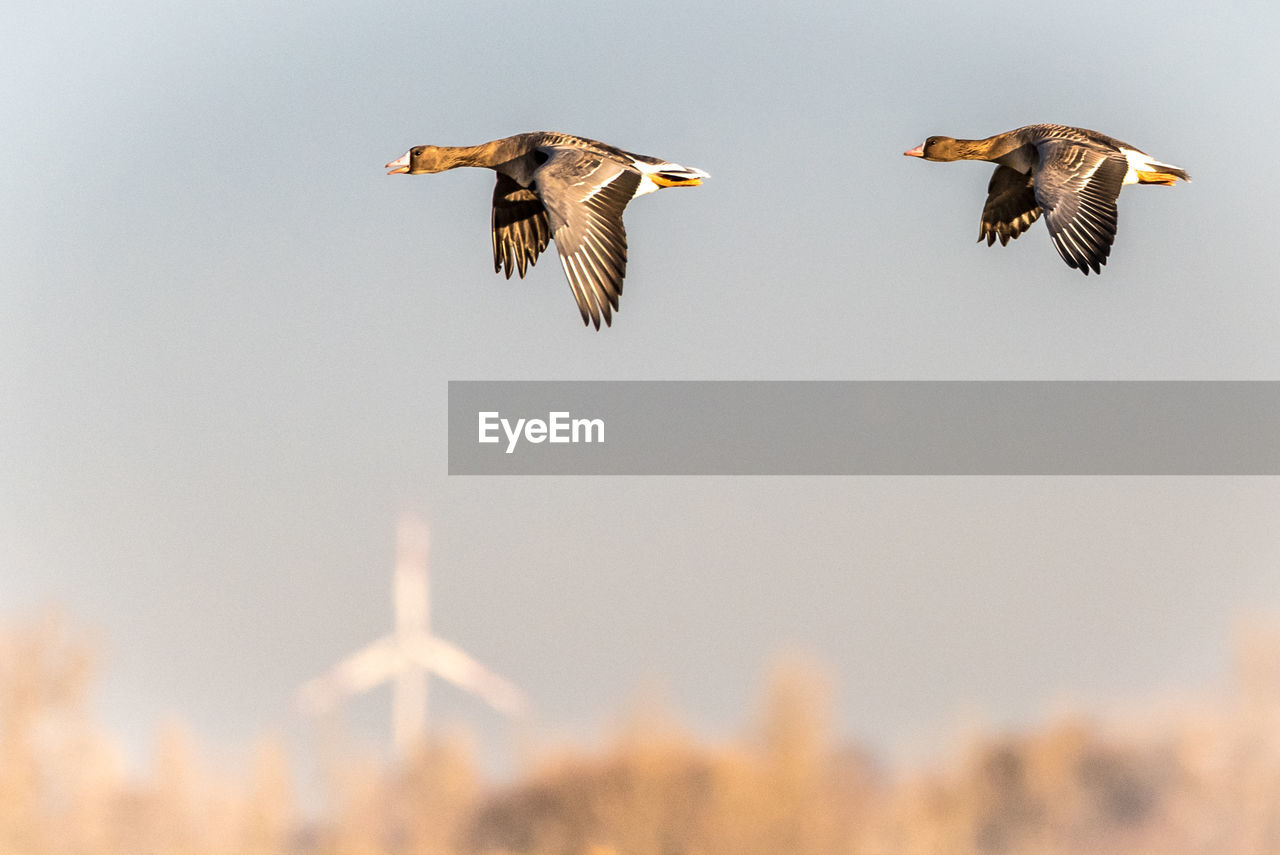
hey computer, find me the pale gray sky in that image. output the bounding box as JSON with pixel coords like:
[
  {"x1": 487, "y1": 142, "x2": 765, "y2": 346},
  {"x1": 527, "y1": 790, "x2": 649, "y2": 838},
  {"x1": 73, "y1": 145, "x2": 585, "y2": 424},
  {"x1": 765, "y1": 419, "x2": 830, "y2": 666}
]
[{"x1": 3, "y1": 0, "x2": 1278, "y2": 779}]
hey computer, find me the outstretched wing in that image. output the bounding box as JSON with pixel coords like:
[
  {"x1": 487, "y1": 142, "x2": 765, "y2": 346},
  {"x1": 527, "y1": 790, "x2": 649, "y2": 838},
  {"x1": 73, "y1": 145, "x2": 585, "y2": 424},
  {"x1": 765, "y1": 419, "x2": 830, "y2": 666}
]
[
  {"x1": 980, "y1": 164, "x2": 1041, "y2": 247},
  {"x1": 1033, "y1": 140, "x2": 1127, "y2": 275},
  {"x1": 491, "y1": 173, "x2": 551, "y2": 279},
  {"x1": 533, "y1": 147, "x2": 640, "y2": 329}
]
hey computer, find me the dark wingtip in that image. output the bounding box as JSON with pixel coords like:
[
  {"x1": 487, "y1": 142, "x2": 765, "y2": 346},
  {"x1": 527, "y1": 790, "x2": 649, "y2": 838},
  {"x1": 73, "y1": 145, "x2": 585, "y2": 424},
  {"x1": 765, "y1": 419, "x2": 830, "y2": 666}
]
[{"x1": 581, "y1": 299, "x2": 602, "y2": 330}]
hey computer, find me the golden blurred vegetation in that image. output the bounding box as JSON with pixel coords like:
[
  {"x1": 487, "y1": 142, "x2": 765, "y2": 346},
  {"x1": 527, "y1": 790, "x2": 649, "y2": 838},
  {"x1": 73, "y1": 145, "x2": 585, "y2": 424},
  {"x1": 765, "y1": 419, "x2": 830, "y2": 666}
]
[{"x1": 2, "y1": 611, "x2": 1278, "y2": 855}]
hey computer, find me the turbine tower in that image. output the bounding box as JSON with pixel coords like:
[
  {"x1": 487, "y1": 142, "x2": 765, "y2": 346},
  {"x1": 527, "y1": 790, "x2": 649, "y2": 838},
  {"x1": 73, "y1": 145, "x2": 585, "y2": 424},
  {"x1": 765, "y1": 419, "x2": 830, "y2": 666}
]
[{"x1": 298, "y1": 514, "x2": 528, "y2": 757}]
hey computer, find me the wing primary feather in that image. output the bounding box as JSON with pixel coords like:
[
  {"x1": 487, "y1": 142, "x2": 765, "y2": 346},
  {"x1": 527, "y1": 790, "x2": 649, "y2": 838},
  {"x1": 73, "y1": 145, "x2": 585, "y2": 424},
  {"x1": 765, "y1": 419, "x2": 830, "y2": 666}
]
[
  {"x1": 561, "y1": 254, "x2": 597, "y2": 328},
  {"x1": 570, "y1": 254, "x2": 606, "y2": 329}
]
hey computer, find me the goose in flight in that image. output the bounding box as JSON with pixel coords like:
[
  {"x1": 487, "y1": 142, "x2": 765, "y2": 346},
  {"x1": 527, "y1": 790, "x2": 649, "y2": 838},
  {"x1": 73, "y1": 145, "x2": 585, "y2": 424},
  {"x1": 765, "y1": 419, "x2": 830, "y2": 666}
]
[
  {"x1": 387, "y1": 132, "x2": 707, "y2": 328},
  {"x1": 905, "y1": 124, "x2": 1188, "y2": 274}
]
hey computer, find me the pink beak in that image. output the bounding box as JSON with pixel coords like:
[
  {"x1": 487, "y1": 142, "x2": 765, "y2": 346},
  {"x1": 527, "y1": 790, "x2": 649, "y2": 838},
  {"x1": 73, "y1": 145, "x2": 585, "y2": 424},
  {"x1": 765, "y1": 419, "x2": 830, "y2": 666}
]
[
  {"x1": 903, "y1": 144, "x2": 924, "y2": 158},
  {"x1": 386, "y1": 153, "x2": 410, "y2": 174}
]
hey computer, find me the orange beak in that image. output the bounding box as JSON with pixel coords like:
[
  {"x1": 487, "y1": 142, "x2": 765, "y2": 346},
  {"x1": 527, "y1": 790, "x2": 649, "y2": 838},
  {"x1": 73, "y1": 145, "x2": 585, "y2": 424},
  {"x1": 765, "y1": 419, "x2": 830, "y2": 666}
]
[{"x1": 903, "y1": 144, "x2": 924, "y2": 158}]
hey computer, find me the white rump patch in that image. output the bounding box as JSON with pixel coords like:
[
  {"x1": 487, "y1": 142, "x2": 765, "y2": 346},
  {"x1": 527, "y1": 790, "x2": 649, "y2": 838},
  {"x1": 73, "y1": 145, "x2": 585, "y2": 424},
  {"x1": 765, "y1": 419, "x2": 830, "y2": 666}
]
[{"x1": 1121, "y1": 148, "x2": 1161, "y2": 185}]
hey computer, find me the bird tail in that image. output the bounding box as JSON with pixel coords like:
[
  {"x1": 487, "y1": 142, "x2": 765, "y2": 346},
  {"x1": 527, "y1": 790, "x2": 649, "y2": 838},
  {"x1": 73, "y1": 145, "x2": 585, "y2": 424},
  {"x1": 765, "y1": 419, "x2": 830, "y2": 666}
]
[
  {"x1": 1135, "y1": 159, "x2": 1190, "y2": 185},
  {"x1": 646, "y1": 163, "x2": 709, "y2": 187}
]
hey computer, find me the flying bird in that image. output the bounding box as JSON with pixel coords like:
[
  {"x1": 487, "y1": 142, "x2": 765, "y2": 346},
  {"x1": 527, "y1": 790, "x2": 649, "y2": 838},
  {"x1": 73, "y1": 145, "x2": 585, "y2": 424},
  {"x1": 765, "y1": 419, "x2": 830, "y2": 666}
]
[
  {"x1": 386, "y1": 132, "x2": 708, "y2": 329},
  {"x1": 904, "y1": 124, "x2": 1189, "y2": 274}
]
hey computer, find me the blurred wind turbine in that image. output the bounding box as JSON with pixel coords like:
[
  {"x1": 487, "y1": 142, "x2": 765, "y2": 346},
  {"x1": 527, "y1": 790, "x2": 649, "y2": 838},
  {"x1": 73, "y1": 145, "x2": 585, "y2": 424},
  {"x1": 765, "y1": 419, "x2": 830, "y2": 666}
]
[{"x1": 297, "y1": 513, "x2": 528, "y2": 758}]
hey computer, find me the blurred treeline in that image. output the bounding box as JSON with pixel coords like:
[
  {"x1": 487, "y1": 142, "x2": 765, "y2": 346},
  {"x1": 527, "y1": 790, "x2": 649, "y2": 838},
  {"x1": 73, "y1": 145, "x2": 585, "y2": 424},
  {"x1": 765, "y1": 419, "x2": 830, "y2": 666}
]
[{"x1": 2, "y1": 611, "x2": 1278, "y2": 855}]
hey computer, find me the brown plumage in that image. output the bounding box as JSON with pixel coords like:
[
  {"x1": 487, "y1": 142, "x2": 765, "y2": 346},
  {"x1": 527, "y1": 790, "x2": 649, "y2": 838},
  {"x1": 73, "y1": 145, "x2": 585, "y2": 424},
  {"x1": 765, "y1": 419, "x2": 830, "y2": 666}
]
[
  {"x1": 387, "y1": 132, "x2": 707, "y2": 329},
  {"x1": 905, "y1": 124, "x2": 1189, "y2": 274}
]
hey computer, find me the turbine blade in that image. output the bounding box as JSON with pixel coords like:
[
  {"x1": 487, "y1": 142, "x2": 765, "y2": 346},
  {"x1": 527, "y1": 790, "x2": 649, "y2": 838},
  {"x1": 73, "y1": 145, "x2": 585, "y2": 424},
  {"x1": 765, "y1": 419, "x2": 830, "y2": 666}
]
[
  {"x1": 405, "y1": 634, "x2": 529, "y2": 717},
  {"x1": 296, "y1": 635, "x2": 404, "y2": 714}
]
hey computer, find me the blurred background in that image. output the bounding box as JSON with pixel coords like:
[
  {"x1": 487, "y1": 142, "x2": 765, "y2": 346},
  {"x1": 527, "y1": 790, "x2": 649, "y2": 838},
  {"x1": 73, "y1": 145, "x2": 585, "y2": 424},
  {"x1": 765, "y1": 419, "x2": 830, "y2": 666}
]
[{"x1": 4, "y1": 0, "x2": 1279, "y2": 852}]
